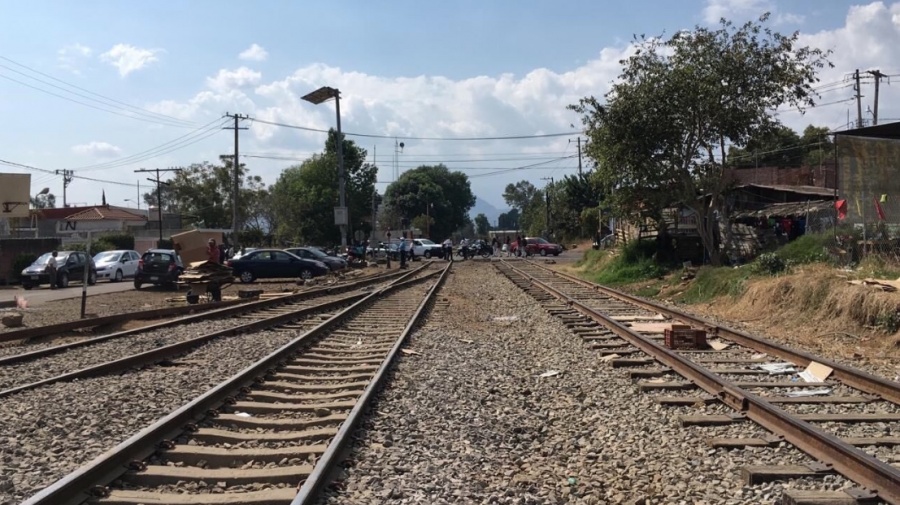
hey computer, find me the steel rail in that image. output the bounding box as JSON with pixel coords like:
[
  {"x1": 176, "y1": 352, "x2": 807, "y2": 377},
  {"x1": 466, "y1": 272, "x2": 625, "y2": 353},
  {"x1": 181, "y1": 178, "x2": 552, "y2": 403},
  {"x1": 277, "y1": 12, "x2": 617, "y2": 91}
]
[
  {"x1": 21, "y1": 264, "x2": 442, "y2": 505},
  {"x1": 500, "y1": 260, "x2": 900, "y2": 504},
  {"x1": 292, "y1": 260, "x2": 451, "y2": 504},
  {"x1": 526, "y1": 261, "x2": 900, "y2": 405},
  {"x1": 0, "y1": 269, "x2": 410, "y2": 366}
]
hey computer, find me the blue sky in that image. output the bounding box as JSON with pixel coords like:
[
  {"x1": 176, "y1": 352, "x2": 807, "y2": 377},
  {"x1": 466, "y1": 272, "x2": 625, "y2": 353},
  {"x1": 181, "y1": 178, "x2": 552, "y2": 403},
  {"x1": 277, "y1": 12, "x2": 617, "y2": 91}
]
[{"x1": 0, "y1": 0, "x2": 894, "y2": 215}]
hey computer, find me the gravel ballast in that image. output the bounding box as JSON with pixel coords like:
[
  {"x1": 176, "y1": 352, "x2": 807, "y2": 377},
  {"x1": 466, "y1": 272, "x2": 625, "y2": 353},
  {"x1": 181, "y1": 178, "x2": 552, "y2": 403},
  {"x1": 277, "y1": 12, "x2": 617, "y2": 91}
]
[{"x1": 316, "y1": 261, "x2": 856, "y2": 505}]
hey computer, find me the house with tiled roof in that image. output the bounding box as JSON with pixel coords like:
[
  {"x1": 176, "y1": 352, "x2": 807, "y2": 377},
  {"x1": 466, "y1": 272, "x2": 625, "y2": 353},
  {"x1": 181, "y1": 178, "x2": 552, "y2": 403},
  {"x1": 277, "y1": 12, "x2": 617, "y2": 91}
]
[{"x1": 38, "y1": 205, "x2": 147, "y2": 236}]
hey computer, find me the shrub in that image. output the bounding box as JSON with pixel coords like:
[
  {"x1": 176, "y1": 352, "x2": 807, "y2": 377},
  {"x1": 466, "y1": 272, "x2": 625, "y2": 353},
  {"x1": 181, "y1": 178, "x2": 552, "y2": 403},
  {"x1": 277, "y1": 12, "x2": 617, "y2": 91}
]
[
  {"x1": 11, "y1": 253, "x2": 38, "y2": 282},
  {"x1": 752, "y1": 252, "x2": 787, "y2": 275}
]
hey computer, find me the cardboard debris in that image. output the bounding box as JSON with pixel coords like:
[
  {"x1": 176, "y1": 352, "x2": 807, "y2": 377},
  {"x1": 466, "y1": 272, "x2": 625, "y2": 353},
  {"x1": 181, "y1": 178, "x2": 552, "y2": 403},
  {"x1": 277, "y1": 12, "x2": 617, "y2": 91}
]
[
  {"x1": 180, "y1": 261, "x2": 234, "y2": 285},
  {"x1": 799, "y1": 361, "x2": 833, "y2": 383},
  {"x1": 611, "y1": 314, "x2": 666, "y2": 322},
  {"x1": 629, "y1": 322, "x2": 674, "y2": 333},
  {"x1": 401, "y1": 349, "x2": 421, "y2": 356},
  {"x1": 708, "y1": 340, "x2": 731, "y2": 351},
  {"x1": 599, "y1": 354, "x2": 620, "y2": 362},
  {"x1": 751, "y1": 353, "x2": 768, "y2": 360}
]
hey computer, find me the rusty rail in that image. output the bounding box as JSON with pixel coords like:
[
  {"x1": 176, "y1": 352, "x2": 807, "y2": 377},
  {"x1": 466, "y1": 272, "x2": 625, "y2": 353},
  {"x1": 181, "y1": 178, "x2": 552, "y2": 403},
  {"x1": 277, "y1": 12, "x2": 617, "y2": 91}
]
[{"x1": 500, "y1": 260, "x2": 900, "y2": 504}]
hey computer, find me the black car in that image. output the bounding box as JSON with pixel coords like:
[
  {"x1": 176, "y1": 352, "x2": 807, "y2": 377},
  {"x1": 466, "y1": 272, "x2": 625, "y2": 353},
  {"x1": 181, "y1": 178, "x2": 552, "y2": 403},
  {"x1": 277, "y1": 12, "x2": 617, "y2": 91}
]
[
  {"x1": 226, "y1": 248, "x2": 329, "y2": 283},
  {"x1": 21, "y1": 251, "x2": 97, "y2": 289},
  {"x1": 134, "y1": 249, "x2": 185, "y2": 289},
  {"x1": 286, "y1": 247, "x2": 348, "y2": 272}
]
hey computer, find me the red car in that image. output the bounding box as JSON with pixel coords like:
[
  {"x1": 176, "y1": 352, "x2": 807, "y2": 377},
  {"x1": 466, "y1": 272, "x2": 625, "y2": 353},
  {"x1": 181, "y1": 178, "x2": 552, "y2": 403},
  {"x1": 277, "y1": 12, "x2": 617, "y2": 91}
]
[{"x1": 511, "y1": 237, "x2": 563, "y2": 256}]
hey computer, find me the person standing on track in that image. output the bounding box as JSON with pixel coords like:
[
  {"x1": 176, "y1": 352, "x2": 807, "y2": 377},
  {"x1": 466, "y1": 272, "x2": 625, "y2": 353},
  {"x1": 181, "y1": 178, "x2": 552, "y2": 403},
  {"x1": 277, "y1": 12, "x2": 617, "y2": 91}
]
[
  {"x1": 47, "y1": 251, "x2": 58, "y2": 289},
  {"x1": 442, "y1": 237, "x2": 453, "y2": 262},
  {"x1": 399, "y1": 232, "x2": 408, "y2": 269}
]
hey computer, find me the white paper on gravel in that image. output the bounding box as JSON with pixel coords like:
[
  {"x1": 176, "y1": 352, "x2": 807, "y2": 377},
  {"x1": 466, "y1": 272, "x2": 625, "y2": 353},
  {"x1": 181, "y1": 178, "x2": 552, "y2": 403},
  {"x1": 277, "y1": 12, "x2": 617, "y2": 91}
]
[
  {"x1": 539, "y1": 370, "x2": 561, "y2": 378},
  {"x1": 785, "y1": 387, "x2": 832, "y2": 397},
  {"x1": 798, "y1": 361, "x2": 833, "y2": 383},
  {"x1": 756, "y1": 363, "x2": 798, "y2": 374}
]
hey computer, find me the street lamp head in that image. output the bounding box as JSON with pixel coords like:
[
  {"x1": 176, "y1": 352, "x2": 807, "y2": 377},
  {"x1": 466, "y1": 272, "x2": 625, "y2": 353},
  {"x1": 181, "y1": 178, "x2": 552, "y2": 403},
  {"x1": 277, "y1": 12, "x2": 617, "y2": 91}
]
[
  {"x1": 38, "y1": 187, "x2": 50, "y2": 195},
  {"x1": 302, "y1": 86, "x2": 339, "y2": 105}
]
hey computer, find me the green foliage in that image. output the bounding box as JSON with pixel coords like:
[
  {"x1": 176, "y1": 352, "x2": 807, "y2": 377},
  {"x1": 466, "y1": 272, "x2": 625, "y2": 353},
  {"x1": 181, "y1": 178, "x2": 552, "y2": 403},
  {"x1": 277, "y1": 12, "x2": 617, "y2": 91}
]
[
  {"x1": 270, "y1": 130, "x2": 377, "y2": 245},
  {"x1": 875, "y1": 310, "x2": 900, "y2": 333},
  {"x1": 677, "y1": 266, "x2": 752, "y2": 303},
  {"x1": 752, "y1": 252, "x2": 787, "y2": 275},
  {"x1": 474, "y1": 213, "x2": 490, "y2": 237},
  {"x1": 383, "y1": 164, "x2": 475, "y2": 240},
  {"x1": 570, "y1": 14, "x2": 831, "y2": 264},
  {"x1": 12, "y1": 253, "x2": 38, "y2": 282},
  {"x1": 727, "y1": 124, "x2": 833, "y2": 168},
  {"x1": 776, "y1": 233, "x2": 829, "y2": 265},
  {"x1": 497, "y1": 208, "x2": 519, "y2": 229},
  {"x1": 590, "y1": 240, "x2": 669, "y2": 285}
]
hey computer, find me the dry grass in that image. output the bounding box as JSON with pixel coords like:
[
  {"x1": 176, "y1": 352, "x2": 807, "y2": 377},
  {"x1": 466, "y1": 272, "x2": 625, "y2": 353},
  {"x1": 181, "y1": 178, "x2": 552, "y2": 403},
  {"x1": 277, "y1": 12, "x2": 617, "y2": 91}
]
[{"x1": 691, "y1": 263, "x2": 900, "y2": 368}]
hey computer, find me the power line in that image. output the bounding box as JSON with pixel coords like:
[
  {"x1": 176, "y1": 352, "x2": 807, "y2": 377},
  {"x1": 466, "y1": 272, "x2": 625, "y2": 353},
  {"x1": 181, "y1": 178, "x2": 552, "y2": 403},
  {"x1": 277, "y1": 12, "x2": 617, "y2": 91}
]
[
  {"x1": 0, "y1": 56, "x2": 197, "y2": 127},
  {"x1": 0, "y1": 157, "x2": 139, "y2": 188},
  {"x1": 72, "y1": 118, "x2": 230, "y2": 172},
  {"x1": 249, "y1": 117, "x2": 581, "y2": 141}
]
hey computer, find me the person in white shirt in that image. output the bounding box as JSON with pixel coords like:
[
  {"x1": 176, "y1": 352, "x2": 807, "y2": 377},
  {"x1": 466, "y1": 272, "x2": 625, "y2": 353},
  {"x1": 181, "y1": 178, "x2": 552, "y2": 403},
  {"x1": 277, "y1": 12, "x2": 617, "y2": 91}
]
[
  {"x1": 442, "y1": 238, "x2": 453, "y2": 262},
  {"x1": 47, "y1": 251, "x2": 58, "y2": 290},
  {"x1": 459, "y1": 238, "x2": 470, "y2": 260},
  {"x1": 399, "y1": 233, "x2": 408, "y2": 268}
]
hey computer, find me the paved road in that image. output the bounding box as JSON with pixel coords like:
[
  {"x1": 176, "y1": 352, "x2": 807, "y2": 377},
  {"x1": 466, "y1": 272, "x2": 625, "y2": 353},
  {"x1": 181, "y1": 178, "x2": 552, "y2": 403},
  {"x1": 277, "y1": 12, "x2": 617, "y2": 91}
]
[{"x1": 0, "y1": 281, "x2": 136, "y2": 307}]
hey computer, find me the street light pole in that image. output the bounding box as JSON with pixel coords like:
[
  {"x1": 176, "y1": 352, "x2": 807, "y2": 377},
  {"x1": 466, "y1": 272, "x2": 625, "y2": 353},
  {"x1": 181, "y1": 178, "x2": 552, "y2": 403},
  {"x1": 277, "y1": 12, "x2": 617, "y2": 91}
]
[{"x1": 302, "y1": 86, "x2": 348, "y2": 249}]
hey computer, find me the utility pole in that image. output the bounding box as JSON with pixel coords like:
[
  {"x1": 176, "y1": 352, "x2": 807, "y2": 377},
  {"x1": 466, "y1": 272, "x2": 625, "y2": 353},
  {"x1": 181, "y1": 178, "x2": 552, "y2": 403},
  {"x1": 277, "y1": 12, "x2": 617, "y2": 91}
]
[
  {"x1": 541, "y1": 177, "x2": 554, "y2": 237},
  {"x1": 135, "y1": 167, "x2": 181, "y2": 247},
  {"x1": 576, "y1": 137, "x2": 583, "y2": 175},
  {"x1": 224, "y1": 113, "x2": 249, "y2": 247},
  {"x1": 853, "y1": 69, "x2": 864, "y2": 128},
  {"x1": 867, "y1": 69, "x2": 886, "y2": 125},
  {"x1": 55, "y1": 169, "x2": 73, "y2": 207}
]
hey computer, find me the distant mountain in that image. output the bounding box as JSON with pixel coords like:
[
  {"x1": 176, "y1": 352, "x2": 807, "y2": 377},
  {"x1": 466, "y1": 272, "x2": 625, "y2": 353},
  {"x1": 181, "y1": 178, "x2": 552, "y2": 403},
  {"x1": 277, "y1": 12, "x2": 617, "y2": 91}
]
[{"x1": 469, "y1": 196, "x2": 507, "y2": 226}]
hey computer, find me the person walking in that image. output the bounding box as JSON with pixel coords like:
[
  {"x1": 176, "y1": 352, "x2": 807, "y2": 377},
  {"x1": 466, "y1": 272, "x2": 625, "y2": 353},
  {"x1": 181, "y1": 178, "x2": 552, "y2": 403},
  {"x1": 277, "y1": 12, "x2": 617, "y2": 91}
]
[
  {"x1": 47, "y1": 251, "x2": 58, "y2": 289},
  {"x1": 399, "y1": 232, "x2": 408, "y2": 269},
  {"x1": 459, "y1": 237, "x2": 470, "y2": 260},
  {"x1": 491, "y1": 236, "x2": 500, "y2": 257},
  {"x1": 505, "y1": 236, "x2": 511, "y2": 257},
  {"x1": 442, "y1": 238, "x2": 453, "y2": 262}
]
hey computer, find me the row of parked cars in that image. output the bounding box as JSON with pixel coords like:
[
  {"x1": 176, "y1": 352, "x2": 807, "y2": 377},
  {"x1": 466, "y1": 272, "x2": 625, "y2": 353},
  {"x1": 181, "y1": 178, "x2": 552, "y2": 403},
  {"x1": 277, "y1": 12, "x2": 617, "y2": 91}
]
[{"x1": 20, "y1": 246, "x2": 349, "y2": 290}]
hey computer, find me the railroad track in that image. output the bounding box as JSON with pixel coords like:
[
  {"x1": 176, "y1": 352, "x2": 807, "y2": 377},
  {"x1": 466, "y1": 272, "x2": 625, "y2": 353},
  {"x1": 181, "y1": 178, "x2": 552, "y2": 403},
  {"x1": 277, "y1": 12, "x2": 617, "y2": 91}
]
[
  {"x1": 497, "y1": 259, "x2": 900, "y2": 505},
  {"x1": 0, "y1": 267, "x2": 424, "y2": 398},
  {"x1": 22, "y1": 261, "x2": 449, "y2": 505}
]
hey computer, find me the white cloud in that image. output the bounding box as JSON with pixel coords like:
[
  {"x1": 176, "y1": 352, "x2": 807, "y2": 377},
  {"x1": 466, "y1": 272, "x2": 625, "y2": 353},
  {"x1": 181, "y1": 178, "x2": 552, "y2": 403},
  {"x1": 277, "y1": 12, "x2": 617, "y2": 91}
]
[
  {"x1": 703, "y1": 0, "x2": 804, "y2": 25},
  {"x1": 239, "y1": 43, "x2": 268, "y2": 62},
  {"x1": 100, "y1": 44, "x2": 162, "y2": 77},
  {"x1": 72, "y1": 141, "x2": 122, "y2": 158},
  {"x1": 58, "y1": 44, "x2": 92, "y2": 74},
  {"x1": 206, "y1": 67, "x2": 263, "y2": 92}
]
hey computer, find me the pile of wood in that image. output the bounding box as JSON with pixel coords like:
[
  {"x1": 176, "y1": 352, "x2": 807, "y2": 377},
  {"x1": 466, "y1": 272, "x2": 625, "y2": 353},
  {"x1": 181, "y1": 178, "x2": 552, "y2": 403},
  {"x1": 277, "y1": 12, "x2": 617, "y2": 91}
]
[{"x1": 179, "y1": 260, "x2": 234, "y2": 284}]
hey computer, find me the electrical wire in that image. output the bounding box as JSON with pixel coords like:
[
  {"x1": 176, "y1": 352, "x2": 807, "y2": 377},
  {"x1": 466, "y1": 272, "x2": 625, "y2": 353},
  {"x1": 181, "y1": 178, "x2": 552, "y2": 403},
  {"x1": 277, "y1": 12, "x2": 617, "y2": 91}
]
[
  {"x1": 249, "y1": 117, "x2": 581, "y2": 141},
  {"x1": 72, "y1": 118, "x2": 230, "y2": 172},
  {"x1": 0, "y1": 158, "x2": 139, "y2": 188},
  {"x1": 0, "y1": 57, "x2": 197, "y2": 127},
  {"x1": 467, "y1": 155, "x2": 579, "y2": 179}
]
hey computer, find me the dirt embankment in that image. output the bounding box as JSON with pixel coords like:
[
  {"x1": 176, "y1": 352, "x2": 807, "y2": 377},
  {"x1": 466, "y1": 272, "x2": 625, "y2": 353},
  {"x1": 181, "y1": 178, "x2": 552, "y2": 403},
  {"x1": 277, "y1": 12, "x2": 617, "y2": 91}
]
[{"x1": 563, "y1": 258, "x2": 900, "y2": 379}]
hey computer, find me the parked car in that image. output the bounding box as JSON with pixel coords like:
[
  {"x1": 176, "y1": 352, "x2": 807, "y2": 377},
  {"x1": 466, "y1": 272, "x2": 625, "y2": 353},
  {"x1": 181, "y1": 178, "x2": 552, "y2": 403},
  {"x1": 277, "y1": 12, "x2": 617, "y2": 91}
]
[
  {"x1": 410, "y1": 238, "x2": 444, "y2": 259},
  {"x1": 21, "y1": 251, "x2": 97, "y2": 289},
  {"x1": 523, "y1": 237, "x2": 563, "y2": 256},
  {"x1": 286, "y1": 247, "x2": 348, "y2": 272},
  {"x1": 94, "y1": 250, "x2": 140, "y2": 282},
  {"x1": 226, "y1": 248, "x2": 329, "y2": 283},
  {"x1": 368, "y1": 240, "x2": 401, "y2": 260},
  {"x1": 231, "y1": 247, "x2": 257, "y2": 260},
  {"x1": 134, "y1": 249, "x2": 185, "y2": 290}
]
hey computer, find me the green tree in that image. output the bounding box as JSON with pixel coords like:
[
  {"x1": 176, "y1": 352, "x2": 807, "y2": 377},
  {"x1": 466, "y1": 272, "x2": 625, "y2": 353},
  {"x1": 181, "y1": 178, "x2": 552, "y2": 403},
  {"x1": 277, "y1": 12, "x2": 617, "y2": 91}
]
[
  {"x1": 474, "y1": 213, "x2": 490, "y2": 237},
  {"x1": 270, "y1": 130, "x2": 376, "y2": 245},
  {"x1": 570, "y1": 14, "x2": 830, "y2": 264},
  {"x1": 383, "y1": 164, "x2": 475, "y2": 240},
  {"x1": 727, "y1": 125, "x2": 802, "y2": 168},
  {"x1": 497, "y1": 208, "x2": 520, "y2": 229},
  {"x1": 30, "y1": 193, "x2": 56, "y2": 209},
  {"x1": 502, "y1": 181, "x2": 539, "y2": 211},
  {"x1": 800, "y1": 125, "x2": 833, "y2": 166}
]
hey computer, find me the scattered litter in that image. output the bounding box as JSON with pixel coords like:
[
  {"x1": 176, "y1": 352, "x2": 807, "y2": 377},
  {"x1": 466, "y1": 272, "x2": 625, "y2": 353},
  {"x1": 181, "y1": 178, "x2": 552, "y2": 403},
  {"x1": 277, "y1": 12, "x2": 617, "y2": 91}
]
[
  {"x1": 646, "y1": 378, "x2": 668, "y2": 384},
  {"x1": 460, "y1": 339, "x2": 474, "y2": 344},
  {"x1": 708, "y1": 340, "x2": 730, "y2": 351},
  {"x1": 629, "y1": 322, "x2": 673, "y2": 333},
  {"x1": 492, "y1": 316, "x2": 520, "y2": 322},
  {"x1": 751, "y1": 353, "x2": 768, "y2": 360},
  {"x1": 848, "y1": 278, "x2": 900, "y2": 292},
  {"x1": 599, "y1": 354, "x2": 620, "y2": 362},
  {"x1": 586, "y1": 368, "x2": 595, "y2": 373},
  {"x1": 354, "y1": 339, "x2": 362, "y2": 347},
  {"x1": 567, "y1": 477, "x2": 577, "y2": 486},
  {"x1": 756, "y1": 363, "x2": 798, "y2": 375},
  {"x1": 611, "y1": 314, "x2": 666, "y2": 322},
  {"x1": 14, "y1": 295, "x2": 27, "y2": 310},
  {"x1": 401, "y1": 349, "x2": 421, "y2": 356},
  {"x1": 234, "y1": 412, "x2": 252, "y2": 417},
  {"x1": 799, "y1": 361, "x2": 833, "y2": 383},
  {"x1": 785, "y1": 387, "x2": 832, "y2": 398},
  {"x1": 539, "y1": 370, "x2": 561, "y2": 378}
]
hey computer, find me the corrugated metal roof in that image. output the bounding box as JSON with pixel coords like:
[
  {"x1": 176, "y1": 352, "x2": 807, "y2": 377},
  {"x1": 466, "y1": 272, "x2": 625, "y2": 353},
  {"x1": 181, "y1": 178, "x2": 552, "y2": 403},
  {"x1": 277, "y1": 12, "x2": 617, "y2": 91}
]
[
  {"x1": 736, "y1": 183, "x2": 835, "y2": 197},
  {"x1": 732, "y1": 200, "x2": 834, "y2": 219}
]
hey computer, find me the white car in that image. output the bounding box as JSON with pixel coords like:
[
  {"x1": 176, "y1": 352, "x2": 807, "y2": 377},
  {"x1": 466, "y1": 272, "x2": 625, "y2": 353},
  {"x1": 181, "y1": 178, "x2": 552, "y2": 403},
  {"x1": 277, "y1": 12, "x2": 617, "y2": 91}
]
[
  {"x1": 410, "y1": 239, "x2": 444, "y2": 259},
  {"x1": 93, "y1": 250, "x2": 141, "y2": 282}
]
